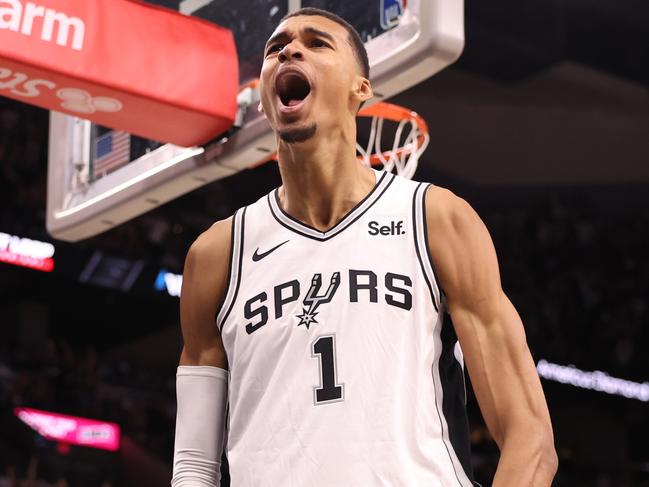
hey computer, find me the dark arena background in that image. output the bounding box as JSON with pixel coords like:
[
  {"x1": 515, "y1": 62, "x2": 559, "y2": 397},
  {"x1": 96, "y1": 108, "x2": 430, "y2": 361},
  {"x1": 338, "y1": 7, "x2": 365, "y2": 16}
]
[{"x1": 1, "y1": 0, "x2": 648, "y2": 486}]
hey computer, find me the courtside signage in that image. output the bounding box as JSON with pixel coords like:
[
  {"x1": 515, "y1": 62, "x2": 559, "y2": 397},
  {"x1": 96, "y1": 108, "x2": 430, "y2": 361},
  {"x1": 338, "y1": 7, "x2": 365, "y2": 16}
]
[
  {"x1": 0, "y1": 0, "x2": 86, "y2": 51},
  {"x1": 15, "y1": 407, "x2": 121, "y2": 451},
  {"x1": 0, "y1": 231, "x2": 55, "y2": 272}
]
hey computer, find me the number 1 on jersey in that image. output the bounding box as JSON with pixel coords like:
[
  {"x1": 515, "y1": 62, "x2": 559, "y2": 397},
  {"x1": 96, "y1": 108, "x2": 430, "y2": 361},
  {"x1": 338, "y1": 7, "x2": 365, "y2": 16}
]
[{"x1": 312, "y1": 335, "x2": 344, "y2": 404}]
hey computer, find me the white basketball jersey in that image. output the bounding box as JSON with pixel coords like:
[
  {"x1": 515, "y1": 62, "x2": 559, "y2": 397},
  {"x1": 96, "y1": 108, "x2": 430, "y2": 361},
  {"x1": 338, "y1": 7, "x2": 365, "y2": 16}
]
[{"x1": 217, "y1": 170, "x2": 476, "y2": 487}]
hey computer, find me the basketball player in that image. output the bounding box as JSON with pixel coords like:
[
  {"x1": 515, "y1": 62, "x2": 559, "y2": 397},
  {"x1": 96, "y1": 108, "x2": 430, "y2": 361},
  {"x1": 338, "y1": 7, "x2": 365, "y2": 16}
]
[{"x1": 172, "y1": 7, "x2": 557, "y2": 487}]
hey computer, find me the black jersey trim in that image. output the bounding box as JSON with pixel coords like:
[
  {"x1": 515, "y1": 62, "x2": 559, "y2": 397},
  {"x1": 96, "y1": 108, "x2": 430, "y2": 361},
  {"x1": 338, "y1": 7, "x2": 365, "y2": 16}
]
[
  {"x1": 420, "y1": 183, "x2": 446, "y2": 308},
  {"x1": 218, "y1": 206, "x2": 246, "y2": 331},
  {"x1": 430, "y1": 311, "x2": 466, "y2": 487},
  {"x1": 439, "y1": 312, "x2": 475, "y2": 482},
  {"x1": 214, "y1": 212, "x2": 237, "y2": 326},
  {"x1": 412, "y1": 183, "x2": 439, "y2": 312},
  {"x1": 271, "y1": 170, "x2": 388, "y2": 236},
  {"x1": 430, "y1": 311, "x2": 474, "y2": 487},
  {"x1": 415, "y1": 182, "x2": 474, "y2": 485},
  {"x1": 267, "y1": 171, "x2": 395, "y2": 242}
]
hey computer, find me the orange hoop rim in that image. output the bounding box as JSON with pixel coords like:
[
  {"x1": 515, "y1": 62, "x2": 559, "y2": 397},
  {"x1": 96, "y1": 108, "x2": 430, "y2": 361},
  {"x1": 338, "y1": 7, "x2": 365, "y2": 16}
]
[
  {"x1": 238, "y1": 80, "x2": 428, "y2": 169},
  {"x1": 357, "y1": 102, "x2": 429, "y2": 167}
]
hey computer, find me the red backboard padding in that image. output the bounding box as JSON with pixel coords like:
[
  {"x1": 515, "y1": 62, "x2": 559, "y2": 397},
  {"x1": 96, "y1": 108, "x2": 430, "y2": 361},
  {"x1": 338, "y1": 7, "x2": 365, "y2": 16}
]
[{"x1": 0, "y1": 0, "x2": 239, "y2": 147}]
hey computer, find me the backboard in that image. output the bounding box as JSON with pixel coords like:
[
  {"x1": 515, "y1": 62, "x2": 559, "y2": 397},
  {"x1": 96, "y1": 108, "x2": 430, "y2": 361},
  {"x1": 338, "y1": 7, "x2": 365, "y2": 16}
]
[{"x1": 47, "y1": 0, "x2": 465, "y2": 241}]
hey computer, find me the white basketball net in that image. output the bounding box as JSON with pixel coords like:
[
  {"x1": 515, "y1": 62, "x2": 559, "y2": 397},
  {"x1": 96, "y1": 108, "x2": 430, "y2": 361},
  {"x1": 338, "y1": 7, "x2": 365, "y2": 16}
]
[{"x1": 356, "y1": 113, "x2": 430, "y2": 180}]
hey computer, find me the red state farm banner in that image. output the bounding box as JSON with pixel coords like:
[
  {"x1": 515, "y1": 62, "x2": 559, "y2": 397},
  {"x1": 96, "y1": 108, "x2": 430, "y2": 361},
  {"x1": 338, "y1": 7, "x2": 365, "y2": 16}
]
[{"x1": 0, "y1": 0, "x2": 238, "y2": 147}]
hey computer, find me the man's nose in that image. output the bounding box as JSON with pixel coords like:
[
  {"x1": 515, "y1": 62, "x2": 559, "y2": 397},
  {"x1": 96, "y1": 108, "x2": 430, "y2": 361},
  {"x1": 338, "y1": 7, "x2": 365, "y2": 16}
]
[{"x1": 278, "y1": 44, "x2": 304, "y2": 63}]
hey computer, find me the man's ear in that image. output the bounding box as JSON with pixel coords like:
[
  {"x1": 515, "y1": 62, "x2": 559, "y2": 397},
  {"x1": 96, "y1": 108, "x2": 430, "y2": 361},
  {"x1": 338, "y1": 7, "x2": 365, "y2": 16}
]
[
  {"x1": 258, "y1": 102, "x2": 264, "y2": 114},
  {"x1": 353, "y1": 77, "x2": 373, "y2": 106}
]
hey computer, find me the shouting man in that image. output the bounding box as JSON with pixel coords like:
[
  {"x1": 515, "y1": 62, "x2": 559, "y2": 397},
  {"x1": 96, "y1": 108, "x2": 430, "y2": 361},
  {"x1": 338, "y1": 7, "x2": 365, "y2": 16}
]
[{"x1": 172, "y1": 7, "x2": 557, "y2": 487}]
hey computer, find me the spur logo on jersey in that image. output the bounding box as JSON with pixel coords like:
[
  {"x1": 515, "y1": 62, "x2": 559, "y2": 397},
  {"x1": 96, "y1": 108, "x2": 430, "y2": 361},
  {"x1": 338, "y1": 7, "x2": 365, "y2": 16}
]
[
  {"x1": 296, "y1": 272, "x2": 341, "y2": 329},
  {"x1": 243, "y1": 269, "x2": 413, "y2": 335},
  {"x1": 368, "y1": 218, "x2": 406, "y2": 237}
]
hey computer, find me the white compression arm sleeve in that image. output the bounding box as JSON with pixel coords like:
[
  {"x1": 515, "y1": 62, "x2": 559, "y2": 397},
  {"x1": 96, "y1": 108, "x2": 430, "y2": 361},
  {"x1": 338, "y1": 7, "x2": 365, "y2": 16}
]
[{"x1": 171, "y1": 366, "x2": 228, "y2": 487}]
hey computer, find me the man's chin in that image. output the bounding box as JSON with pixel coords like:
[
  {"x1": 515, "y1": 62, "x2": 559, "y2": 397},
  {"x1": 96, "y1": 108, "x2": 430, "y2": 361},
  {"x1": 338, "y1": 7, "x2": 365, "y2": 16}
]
[{"x1": 279, "y1": 123, "x2": 317, "y2": 144}]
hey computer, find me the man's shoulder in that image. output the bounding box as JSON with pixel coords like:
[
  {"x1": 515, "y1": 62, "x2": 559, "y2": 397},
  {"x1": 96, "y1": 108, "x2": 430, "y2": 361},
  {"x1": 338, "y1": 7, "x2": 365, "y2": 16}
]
[
  {"x1": 187, "y1": 216, "x2": 234, "y2": 268},
  {"x1": 187, "y1": 187, "x2": 276, "y2": 262},
  {"x1": 422, "y1": 184, "x2": 482, "y2": 241},
  {"x1": 420, "y1": 184, "x2": 497, "y2": 304},
  {"x1": 423, "y1": 183, "x2": 470, "y2": 217}
]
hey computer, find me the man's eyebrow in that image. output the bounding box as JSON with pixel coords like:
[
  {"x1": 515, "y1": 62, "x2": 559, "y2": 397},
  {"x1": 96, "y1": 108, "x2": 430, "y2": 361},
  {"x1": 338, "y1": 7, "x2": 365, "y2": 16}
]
[
  {"x1": 265, "y1": 26, "x2": 337, "y2": 51},
  {"x1": 265, "y1": 31, "x2": 290, "y2": 51},
  {"x1": 303, "y1": 26, "x2": 336, "y2": 44}
]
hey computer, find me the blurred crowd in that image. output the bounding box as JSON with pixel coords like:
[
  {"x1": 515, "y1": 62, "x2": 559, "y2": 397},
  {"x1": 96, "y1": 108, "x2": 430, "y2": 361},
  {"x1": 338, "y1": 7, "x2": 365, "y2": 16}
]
[
  {"x1": 0, "y1": 455, "x2": 113, "y2": 487},
  {"x1": 0, "y1": 101, "x2": 48, "y2": 240},
  {"x1": 486, "y1": 196, "x2": 649, "y2": 381},
  {"x1": 0, "y1": 339, "x2": 173, "y2": 487}
]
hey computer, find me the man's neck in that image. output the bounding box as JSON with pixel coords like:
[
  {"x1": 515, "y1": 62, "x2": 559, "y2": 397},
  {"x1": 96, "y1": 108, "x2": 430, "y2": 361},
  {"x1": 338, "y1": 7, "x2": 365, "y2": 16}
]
[{"x1": 276, "y1": 134, "x2": 376, "y2": 232}]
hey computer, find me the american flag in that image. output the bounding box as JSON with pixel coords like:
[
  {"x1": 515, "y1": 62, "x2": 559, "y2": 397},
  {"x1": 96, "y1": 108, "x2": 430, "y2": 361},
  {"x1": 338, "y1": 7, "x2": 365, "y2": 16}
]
[{"x1": 93, "y1": 130, "x2": 131, "y2": 176}]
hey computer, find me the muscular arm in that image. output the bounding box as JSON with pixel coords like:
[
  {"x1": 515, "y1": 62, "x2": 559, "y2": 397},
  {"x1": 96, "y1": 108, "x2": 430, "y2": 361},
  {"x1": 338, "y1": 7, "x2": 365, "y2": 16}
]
[
  {"x1": 425, "y1": 187, "x2": 558, "y2": 486},
  {"x1": 179, "y1": 217, "x2": 232, "y2": 368},
  {"x1": 172, "y1": 218, "x2": 232, "y2": 487}
]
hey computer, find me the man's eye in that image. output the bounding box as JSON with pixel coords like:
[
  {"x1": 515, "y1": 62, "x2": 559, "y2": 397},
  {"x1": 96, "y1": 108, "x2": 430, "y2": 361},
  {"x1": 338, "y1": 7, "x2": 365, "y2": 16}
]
[
  {"x1": 311, "y1": 39, "x2": 329, "y2": 48},
  {"x1": 266, "y1": 44, "x2": 282, "y2": 55}
]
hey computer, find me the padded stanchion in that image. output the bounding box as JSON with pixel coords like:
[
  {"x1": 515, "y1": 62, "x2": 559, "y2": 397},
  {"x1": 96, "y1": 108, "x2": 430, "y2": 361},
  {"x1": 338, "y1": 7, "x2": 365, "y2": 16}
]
[{"x1": 0, "y1": 0, "x2": 238, "y2": 147}]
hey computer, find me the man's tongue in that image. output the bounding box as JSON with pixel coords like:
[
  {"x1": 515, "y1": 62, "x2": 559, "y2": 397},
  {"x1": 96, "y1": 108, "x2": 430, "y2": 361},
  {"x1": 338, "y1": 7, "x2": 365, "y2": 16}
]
[{"x1": 287, "y1": 99, "x2": 302, "y2": 107}]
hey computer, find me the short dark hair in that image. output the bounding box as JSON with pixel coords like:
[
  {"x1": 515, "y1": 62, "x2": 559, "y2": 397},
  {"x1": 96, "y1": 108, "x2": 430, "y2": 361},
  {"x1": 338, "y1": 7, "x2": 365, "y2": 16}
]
[{"x1": 280, "y1": 7, "x2": 370, "y2": 80}]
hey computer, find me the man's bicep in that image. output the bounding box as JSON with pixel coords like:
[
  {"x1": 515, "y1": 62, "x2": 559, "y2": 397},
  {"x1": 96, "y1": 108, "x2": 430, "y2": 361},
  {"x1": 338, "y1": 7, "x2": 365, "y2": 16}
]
[
  {"x1": 179, "y1": 218, "x2": 232, "y2": 368},
  {"x1": 424, "y1": 187, "x2": 502, "y2": 311}
]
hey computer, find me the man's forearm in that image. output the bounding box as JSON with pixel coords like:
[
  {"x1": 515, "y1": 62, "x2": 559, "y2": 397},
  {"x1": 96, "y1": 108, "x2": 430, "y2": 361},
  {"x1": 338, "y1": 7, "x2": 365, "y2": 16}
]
[
  {"x1": 492, "y1": 429, "x2": 558, "y2": 487},
  {"x1": 172, "y1": 366, "x2": 228, "y2": 487}
]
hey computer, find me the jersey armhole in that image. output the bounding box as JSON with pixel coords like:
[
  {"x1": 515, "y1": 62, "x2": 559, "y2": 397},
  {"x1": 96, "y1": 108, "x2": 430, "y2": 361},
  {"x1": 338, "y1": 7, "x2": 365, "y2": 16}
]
[
  {"x1": 215, "y1": 207, "x2": 247, "y2": 331},
  {"x1": 412, "y1": 182, "x2": 444, "y2": 312}
]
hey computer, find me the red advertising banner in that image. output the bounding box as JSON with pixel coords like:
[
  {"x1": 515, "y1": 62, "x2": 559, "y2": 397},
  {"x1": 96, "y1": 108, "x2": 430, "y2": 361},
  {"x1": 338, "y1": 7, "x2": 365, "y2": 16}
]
[
  {"x1": 16, "y1": 407, "x2": 121, "y2": 451},
  {"x1": 0, "y1": 0, "x2": 238, "y2": 147},
  {"x1": 0, "y1": 231, "x2": 55, "y2": 272}
]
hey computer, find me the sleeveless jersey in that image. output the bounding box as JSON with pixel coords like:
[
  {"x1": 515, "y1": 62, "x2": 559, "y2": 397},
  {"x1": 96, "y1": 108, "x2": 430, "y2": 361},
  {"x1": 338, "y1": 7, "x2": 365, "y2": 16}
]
[{"x1": 217, "y1": 170, "x2": 475, "y2": 487}]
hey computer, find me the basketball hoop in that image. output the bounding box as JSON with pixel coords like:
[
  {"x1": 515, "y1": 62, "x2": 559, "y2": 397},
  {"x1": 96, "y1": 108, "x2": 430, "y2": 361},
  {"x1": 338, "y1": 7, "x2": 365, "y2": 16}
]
[{"x1": 356, "y1": 102, "x2": 429, "y2": 180}]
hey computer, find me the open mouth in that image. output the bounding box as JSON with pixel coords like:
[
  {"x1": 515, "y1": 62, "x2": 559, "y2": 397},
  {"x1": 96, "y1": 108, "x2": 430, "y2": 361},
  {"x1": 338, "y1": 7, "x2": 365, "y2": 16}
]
[{"x1": 276, "y1": 71, "x2": 312, "y2": 108}]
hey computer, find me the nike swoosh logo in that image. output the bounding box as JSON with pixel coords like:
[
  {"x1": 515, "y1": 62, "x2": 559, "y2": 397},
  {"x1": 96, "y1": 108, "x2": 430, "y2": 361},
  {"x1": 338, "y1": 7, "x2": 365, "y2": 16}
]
[{"x1": 252, "y1": 240, "x2": 290, "y2": 262}]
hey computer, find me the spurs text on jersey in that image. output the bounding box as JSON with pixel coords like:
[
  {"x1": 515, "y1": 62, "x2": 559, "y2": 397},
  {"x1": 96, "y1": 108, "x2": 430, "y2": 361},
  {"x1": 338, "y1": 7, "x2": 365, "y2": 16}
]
[{"x1": 244, "y1": 269, "x2": 413, "y2": 334}]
